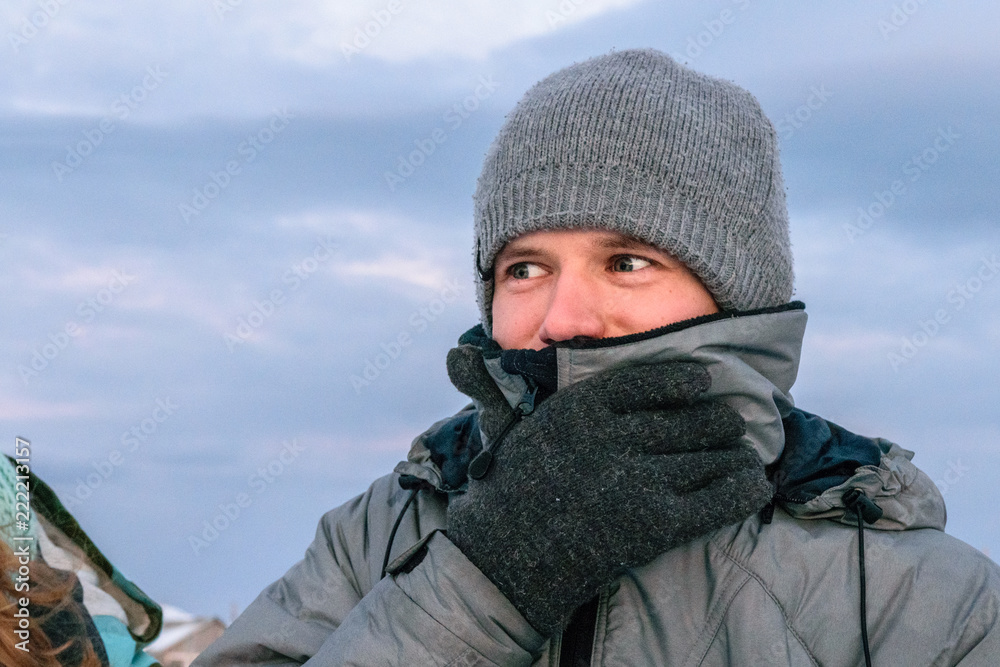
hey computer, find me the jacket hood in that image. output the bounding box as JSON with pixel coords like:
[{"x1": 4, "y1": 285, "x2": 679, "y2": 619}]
[
  {"x1": 774, "y1": 410, "x2": 945, "y2": 531},
  {"x1": 396, "y1": 302, "x2": 946, "y2": 532}
]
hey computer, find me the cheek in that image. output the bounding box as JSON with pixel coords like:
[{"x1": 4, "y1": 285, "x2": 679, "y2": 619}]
[
  {"x1": 611, "y1": 280, "x2": 718, "y2": 332},
  {"x1": 674, "y1": 277, "x2": 720, "y2": 318},
  {"x1": 651, "y1": 284, "x2": 719, "y2": 324},
  {"x1": 491, "y1": 289, "x2": 544, "y2": 349}
]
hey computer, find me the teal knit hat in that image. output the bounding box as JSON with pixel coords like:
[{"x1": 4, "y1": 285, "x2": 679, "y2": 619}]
[{"x1": 474, "y1": 48, "x2": 793, "y2": 334}]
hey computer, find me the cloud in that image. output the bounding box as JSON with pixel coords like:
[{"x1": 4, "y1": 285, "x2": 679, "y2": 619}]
[
  {"x1": 275, "y1": 206, "x2": 470, "y2": 290},
  {"x1": 1, "y1": 0, "x2": 644, "y2": 119},
  {"x1": 250, "y1": 0, "x2": 645, "y2": 65}
]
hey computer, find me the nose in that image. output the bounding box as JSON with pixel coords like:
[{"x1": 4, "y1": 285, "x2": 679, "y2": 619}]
[{"x1": 537, "y1": 272, "x2": 605, "y2": 346}]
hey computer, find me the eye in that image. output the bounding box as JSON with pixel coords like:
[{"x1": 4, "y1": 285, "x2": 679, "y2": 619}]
[
  {"x1": 508, "y1": 262, "x2": 545, "y2": 280},
  {"x1": 611, "y1": 255, "x2": 652, "y2": 272}
]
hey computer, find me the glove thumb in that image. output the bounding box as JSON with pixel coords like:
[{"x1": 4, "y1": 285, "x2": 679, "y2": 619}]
[
  {"x1": 447, "y1": 345, "x2": 507, "y2": 410},
  {"x1": 446, "y1": 345, "x2": 514, "y2": 438}
]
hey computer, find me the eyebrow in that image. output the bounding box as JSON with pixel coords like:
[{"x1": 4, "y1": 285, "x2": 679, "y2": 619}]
[
  {"x1": 495, "y1": 232, "x2": 668, "y2": 265},
  {"x1": 495, "y1": 245, "x2": 548, "y2": 263},
  {"x1": 593, "y1": 234, "x2": 659, "y2": 252}
]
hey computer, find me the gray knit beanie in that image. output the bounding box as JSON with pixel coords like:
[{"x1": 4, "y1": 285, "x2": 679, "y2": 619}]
[{"x1": 474, "y1": 48, "x2": 793, "y2": 334}]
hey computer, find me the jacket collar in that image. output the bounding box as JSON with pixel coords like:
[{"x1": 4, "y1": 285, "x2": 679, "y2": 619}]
[
  {"x1": 480, "y1": 302, "x2": 808, "y2": 467},
  {"x1": 397, "y1": 302, "x2": 806, "y2": 489}
]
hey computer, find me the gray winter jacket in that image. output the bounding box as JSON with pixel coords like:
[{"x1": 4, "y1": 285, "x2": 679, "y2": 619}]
[{"x1": 195, "y1": 304, "x2": 1000, "y2": 666}]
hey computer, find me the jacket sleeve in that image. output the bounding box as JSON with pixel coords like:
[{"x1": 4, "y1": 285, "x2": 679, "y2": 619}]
[
  {"x1": 193, "y1": 474, "x2": 545, "y2": 667},
  {"x1": 951, "y1": 556, "x2": 1000, "y2": 666}
]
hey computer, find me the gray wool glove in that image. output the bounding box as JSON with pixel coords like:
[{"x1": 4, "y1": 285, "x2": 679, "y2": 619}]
[{"x1": 445, "y1": 344, "x2": 773, "y2": 635}]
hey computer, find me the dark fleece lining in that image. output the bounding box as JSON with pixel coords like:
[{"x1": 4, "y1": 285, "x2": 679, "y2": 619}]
[
  {"x1": 771, "y1": 409, "x2": 883, "y2": 503},
  {"x1": 499, "y1": 346, "x2": 558, "y2": 400}
]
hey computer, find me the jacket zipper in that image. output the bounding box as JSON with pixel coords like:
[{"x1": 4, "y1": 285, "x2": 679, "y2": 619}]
[{"x1": 556, "y1": 586, "x2": 610, "y2": 666}]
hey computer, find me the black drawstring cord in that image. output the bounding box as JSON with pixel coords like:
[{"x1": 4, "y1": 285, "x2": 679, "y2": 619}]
[
  {"x1": 468, "y1": 406, "x2": 527, "y2": 480},
  {"x1": 380, "y1": 488, "x2": 419, "y2": 580},
  {"x1": 843, "y1": 488, "x2": 883, "y2": 667},
  {"x1": 384, "y1": 396, "x2": 531, "y2": 576},
  {"x1": 855, "y1": 507, "x2": 873, "y2": 667}
]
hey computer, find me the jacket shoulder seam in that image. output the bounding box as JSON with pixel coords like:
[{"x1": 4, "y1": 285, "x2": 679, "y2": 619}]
[
  {"x1": 709, "y1": 531, "x2": 820, "y2": 666},
  {"x1": 684, "y1": 572, "x2": 753, "y2": 666}
]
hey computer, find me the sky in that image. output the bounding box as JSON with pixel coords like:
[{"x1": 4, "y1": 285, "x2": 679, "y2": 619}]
[{"x1": 2, "y1": 1, "x2": 998, "y2": 621}]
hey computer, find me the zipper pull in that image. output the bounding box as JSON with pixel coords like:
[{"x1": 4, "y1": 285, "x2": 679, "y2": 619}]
[{"x1": 468, "y1": 398, "x2": 532, "y2": 481}]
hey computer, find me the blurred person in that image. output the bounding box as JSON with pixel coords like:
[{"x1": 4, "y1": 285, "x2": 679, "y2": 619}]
[
  {"x1": 197, "y1": 50, "x2": 1000, "y2": 665},
  {"x1": 0, "y1": 540, "x2": 104, "y2": 667},
  {"x1": 1, "y1": 454, "x2": 163, "y2": 667}
]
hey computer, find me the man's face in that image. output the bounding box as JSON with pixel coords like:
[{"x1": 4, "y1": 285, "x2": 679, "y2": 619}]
[{"x1": 491, "y1": 229, "x2": 719, "y2": 350}]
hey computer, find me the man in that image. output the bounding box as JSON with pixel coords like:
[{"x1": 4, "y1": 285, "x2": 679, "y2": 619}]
[{"x1": 196, "y1": 49, "x2": 1000, "y2": 666}]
